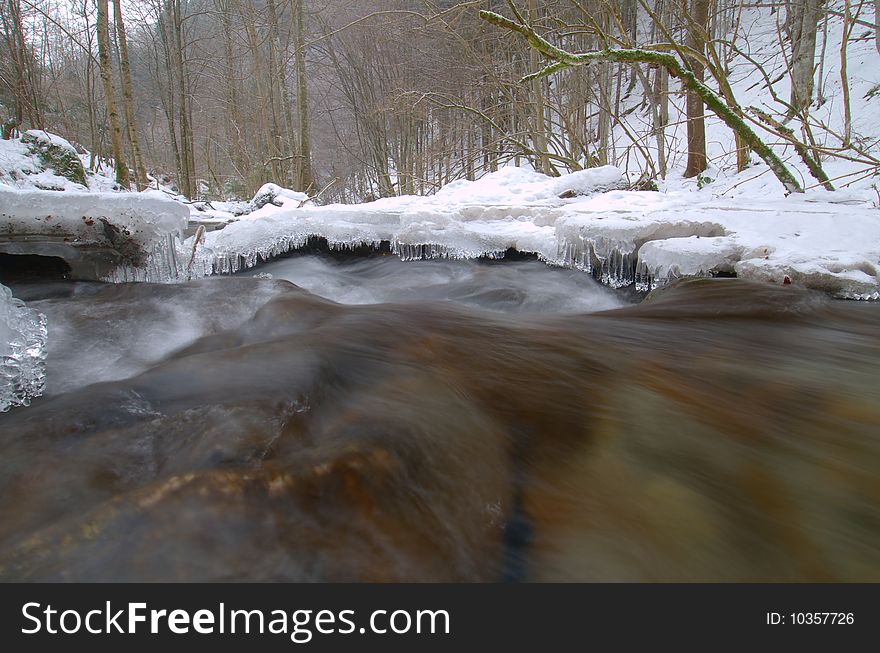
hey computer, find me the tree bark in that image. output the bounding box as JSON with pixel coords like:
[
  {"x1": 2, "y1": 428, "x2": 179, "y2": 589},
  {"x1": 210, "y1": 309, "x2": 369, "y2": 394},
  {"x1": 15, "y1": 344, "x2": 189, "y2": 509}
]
[
  {"x1": 96, "y1": 0, "x2": 129, "y2": 187},
  {"x1": 241, "y1": 0, "x2": 271, "y2": 191},
  {"x1": 294, "y1": 0, "x2": 314, "y2": 192},
  {"x1": 113, "y1": 0, "x2": 148, "y2": 190},
  {"x1": 265, "y1": 0, "x2": 284, "y2": 183},
  {"x1": 217, "y1": 0, "x2": 245, "y2": 190},
  {"x1": 684, "y1": 0, "x2": 710, "y2": 178},
  {"x1": 156, "y1": 3, "x2": 182, "y2": 188},
  {"x1": 840, "y1": 0, "x2": 852, "y2": 146},
  {"x1": 789, "y1": 0, "x2": 823, "y2": 114},
  {"x1": 170, "y1": 0, "x2": 195, "y2": 198}
]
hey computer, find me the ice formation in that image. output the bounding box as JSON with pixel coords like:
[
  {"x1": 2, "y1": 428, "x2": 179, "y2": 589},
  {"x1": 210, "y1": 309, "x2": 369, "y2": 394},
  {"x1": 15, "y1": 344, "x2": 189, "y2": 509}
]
[
  {"x1": 0, "y1": 283, "x2": 47, "y2": 412},
  {"x1": 182, "y1": 166, "x2": 879, "y2": 300},
  {"x1": 1, "y1": 142, "x2": 877, "y2": 299},
  {"x1": 0, "y1": 187, "x2": 189, "y2": 281}
]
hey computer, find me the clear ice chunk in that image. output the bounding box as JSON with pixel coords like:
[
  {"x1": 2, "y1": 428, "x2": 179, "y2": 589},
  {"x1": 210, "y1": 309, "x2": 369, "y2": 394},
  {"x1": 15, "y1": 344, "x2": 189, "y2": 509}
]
[{"x1": 1, "y1": 283, "x2": 48, "y2": 411}]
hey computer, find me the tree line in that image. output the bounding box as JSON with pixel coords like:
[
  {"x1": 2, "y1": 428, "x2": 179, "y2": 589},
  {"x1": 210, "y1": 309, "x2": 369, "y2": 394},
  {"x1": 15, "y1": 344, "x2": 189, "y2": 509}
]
[{"x1": 1, "y1": 1, "x2": 878, "y2": 201}]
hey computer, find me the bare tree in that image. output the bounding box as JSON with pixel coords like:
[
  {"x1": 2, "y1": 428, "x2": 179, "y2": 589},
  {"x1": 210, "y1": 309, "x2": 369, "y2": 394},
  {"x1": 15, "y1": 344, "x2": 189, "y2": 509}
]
[
  {"x1": 294, "y1": 0, "x2": 314, "y2": 191},
  {"x1": 113, "y1": 0, "x2": 147, "y2": 189},
  {"x1": 684, "y1": 0, "x2": 710, "y2": 178},
  {"x1": 788, "y1": 0, "x2": 824, "y2": 115},
  {"x1": 96, "y1": 0, "x2": 129, "y2": 187},
  {"x1": 480, "y1": 6, "x2": 804, "y2": 193},
  {"x1": 1, "y1": 0, "x2": 43, "y2": 128}
]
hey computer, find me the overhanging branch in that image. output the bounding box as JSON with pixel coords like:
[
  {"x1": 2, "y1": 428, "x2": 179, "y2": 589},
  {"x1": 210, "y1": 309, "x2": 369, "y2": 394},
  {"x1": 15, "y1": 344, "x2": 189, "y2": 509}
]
[{"x1": 479, "y1": 9, "x2": 803, "y2": 194}]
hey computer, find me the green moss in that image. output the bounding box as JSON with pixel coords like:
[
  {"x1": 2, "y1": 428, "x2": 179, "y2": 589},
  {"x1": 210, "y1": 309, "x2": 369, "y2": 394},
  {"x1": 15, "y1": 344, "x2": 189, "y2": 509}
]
[{"x1": 21, "y1": 132, "x2": 88, "y2": 188}]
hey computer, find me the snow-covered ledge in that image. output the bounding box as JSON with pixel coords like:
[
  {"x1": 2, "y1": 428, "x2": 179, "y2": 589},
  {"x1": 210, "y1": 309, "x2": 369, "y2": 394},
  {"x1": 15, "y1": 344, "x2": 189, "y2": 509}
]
[
  {"x1": 0, "y1": 188, "x2": 189, "y2": 280},
  {"x1": 184, "y1": 167, "x2": 880, "y2": 300},
  {"x1": 553, "y1": 188, "x2": 880, "y2": 299}
]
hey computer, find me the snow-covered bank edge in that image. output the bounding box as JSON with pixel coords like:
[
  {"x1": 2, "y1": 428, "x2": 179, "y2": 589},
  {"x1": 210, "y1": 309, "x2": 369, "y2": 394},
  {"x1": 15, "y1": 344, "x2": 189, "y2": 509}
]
[
  {"x1": 2, "y1": 164, "x2": 878, "y2": 300},
  {"x1": 169, "y1": 166, "x2": 879, "y2": 301}
]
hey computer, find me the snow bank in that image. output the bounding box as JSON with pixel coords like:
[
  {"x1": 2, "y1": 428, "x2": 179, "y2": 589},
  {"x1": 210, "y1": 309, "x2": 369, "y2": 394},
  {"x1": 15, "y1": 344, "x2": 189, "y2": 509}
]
[
  {"x1": 0, "y1": 283, "x2": 47, "y2": 412},
  {"x1": 0, "y1": 135, "x2": 86, "y2": 192},
  {"x1": 427, "y1": 165, "x2": 623, "y2": 205},
  {"x1": 629, "y1": 190, "x2": 880, "y2": 299},
  {"x1": 191, "y1": 166, "x2": 623, "y2": 275}
]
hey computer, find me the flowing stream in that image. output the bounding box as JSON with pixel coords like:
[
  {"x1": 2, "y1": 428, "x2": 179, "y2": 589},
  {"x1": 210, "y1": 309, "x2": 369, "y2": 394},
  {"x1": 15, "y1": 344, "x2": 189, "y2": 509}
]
[{"x1": 0, "y1": 254, "x2": 878, "y2": 581}]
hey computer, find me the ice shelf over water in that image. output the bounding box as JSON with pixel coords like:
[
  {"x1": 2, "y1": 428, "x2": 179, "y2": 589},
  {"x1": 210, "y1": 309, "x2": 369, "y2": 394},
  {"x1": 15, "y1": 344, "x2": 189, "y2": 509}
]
[
  {"x1": 0, "y1": 283, "x2": 47, "y2": 412},
  {"x1": 0, "y1": 187, "x2": 189, "y2": 280},
  {"x1": 181, "y1": 166, "x2": 880, "y2": 300},
  {"x1": 2, "y1": 161, "x2": 878, "y2": 299}
]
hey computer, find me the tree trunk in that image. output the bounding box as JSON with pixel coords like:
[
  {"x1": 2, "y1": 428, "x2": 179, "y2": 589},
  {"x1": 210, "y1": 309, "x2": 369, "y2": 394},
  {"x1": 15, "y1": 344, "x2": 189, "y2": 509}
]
[
  {"x1": 96, "y1": 0, "x2": 129, "y2": 187},
  {"x1": 265, "y1": 0, "x2": 284, "y2": 183},
  {"x1": 0, "y1": 0, "x2": 43, "y2": 128},
  {"x1": 840, "y1": 0, "x2": 852, "y2": 146},
  {"x1": 526, "y1": 0, "x2": 554, "y2": 175},
  {"x1": 217, "y1": 0, "x2": 245, "y2": 190},
  {"x1": 789, "y1": 0, "x2": 823, "y2": 114},
  {"x1": 294, "y1": 0, "x2": 314, "y2": 192},
  {"x1": 113, "y1": 0, "x2": 147, "y2": 190},
  {"x1": 241, "y1": 0, "x2": 271, "y2": 190},
  {"x1": 597, "y1": 64, "x2": 611, "y2": 166},
  {"x1": 169, "y1": 0, "x2": 195, "y2": 198},
  {"x1": 156, "y1": 4, "x2": 182, "y2": 188},
  {"x1": 684, "y1": 0, "x2": 709, "y2": 178}
]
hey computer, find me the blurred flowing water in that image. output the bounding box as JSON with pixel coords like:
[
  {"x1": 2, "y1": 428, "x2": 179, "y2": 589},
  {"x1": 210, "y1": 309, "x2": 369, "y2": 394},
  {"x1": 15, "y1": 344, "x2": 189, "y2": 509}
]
[{"x1": 0, "y1": 255, "x2": 878, "y2": 581}]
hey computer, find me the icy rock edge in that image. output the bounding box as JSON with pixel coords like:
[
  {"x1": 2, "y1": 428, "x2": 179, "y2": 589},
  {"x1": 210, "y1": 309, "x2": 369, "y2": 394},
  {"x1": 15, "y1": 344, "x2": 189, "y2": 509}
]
[{"x1": 0, "y1": 283, "x2": 48, "y2": 412}]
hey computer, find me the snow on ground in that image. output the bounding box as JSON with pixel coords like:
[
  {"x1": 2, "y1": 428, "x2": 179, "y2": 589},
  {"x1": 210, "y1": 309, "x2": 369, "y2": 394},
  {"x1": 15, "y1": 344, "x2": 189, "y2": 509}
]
[
  {"x1": 608, "y1": 1, "x2": 880, "y2": 196},
  {"x1": 0, "y1": 134, "x2": 84, "y2": 192}
]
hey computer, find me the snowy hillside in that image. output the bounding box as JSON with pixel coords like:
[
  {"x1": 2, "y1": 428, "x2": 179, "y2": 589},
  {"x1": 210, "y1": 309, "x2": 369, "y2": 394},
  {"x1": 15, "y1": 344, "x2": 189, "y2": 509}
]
[{"x1": 607, "y1": 0, "x2": 880, "y2": 195}]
